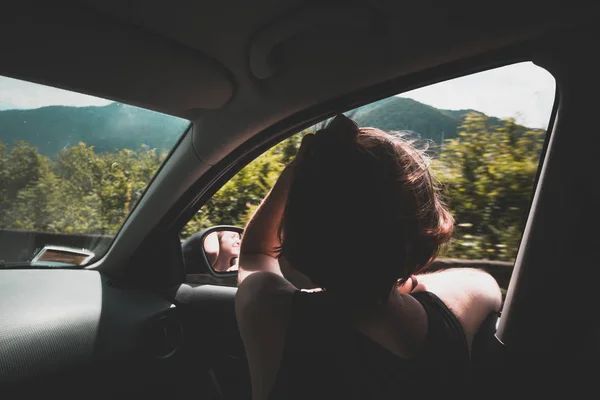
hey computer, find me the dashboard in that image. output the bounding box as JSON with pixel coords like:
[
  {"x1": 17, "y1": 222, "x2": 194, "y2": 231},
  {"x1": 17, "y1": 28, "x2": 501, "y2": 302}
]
[{"x1": 0, "y1": 269, "x2": 250, "y2": 399}]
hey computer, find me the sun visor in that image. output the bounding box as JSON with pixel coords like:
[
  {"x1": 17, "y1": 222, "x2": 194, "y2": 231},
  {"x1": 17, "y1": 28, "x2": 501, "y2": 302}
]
[
  {"x1": 249, "y1": 5, "x2": 383, "y2": 80},
  {"x1": 0, "y1": 2, "x2": 234, "y2": 118}
]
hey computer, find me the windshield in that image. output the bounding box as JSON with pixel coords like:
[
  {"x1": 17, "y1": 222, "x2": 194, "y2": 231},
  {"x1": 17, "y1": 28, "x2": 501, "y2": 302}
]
[{"x1": 0, "y1": 76, "x2": 190, "y2": 267}]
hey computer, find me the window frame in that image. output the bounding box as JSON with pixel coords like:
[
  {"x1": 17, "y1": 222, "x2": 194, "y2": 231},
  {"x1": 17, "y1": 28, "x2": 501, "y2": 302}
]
[
  {"x1": 168, "y1": 56, "x2": 546, "y2": 236},
  {"x1": 176, "y1": 61, "x2": 557, "y2": 263}
]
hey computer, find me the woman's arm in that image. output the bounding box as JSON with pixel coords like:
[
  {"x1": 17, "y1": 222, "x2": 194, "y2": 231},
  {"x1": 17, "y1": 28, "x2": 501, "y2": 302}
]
[
  {"x1": 236, "y1": 166, "x2": 294, "y2": 284},
  {"x1": 235, "y1": 136, "x2": 314, "y2": 400},
  {"x1": 237, "y1": 134, "x2": 314, "y2": 285},
  {"x1": 407, "y1": 267, "x2": 502, "y2": 351},
  {"x1": 203, "y1": 231, "x2": 220, "y2": 266}
]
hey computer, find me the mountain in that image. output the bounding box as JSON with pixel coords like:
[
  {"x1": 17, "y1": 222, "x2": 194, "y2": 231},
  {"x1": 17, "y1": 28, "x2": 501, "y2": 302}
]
[
  {"x1": 0, "y1": 102, "x2": 189, "y2": 156},
  {"x1": 352, "y1": 97, "x2": 509, "y2": 144},
  {"x1": 0, "y1": 98, "x2": 537, "y2": 158}
]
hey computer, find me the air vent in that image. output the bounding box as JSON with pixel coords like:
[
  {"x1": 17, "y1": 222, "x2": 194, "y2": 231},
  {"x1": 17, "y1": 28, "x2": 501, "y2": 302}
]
[{"x1": 146, "y1": 315, "x2": 183, "y2": 359}]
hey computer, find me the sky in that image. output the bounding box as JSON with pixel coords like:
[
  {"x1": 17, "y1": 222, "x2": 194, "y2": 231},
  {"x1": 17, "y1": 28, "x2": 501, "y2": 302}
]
[
  {"x1": 400, "y1": 62, "x2": 556, "y2": 129},
  {"x1": 0, "y1": 77, "x2": 111, "y2": 110},
  {"x1": 0, "y1": 61, "x2": 556, "y2": 129}
]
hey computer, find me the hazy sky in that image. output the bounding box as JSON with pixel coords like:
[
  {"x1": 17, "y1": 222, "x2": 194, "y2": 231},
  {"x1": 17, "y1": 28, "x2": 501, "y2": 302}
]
[
  {"x1": 0, "y1": 61, "x2": 555, "y2": 129},
  {"x1": 0, "y1": 77, "x2": 111, "y2": 110},
  {"x1": 400, "y1": 62, "x2": 556, "y2": 129}
]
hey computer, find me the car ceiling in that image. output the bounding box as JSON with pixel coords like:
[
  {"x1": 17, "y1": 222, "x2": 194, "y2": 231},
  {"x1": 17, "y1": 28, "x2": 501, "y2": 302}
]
[{"x1": 2, "y1": 1, "x2": 594, "y2": 166}]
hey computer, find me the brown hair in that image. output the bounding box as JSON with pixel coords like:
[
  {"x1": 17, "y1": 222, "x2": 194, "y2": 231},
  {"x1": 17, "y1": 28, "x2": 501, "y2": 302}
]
[{"x1": 278, "y1": 115, "x2": 453, "y2": 305}]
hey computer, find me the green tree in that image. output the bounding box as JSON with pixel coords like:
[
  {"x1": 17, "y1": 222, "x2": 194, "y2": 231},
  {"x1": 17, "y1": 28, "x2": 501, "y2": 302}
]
[
  {"x1": 94, "y1": 146, "x2": 165, "y2": 233},
  {"x1": 2, "y1": 141, "x2": 165, "y2": 236},
  {"x1": 437, "y1": 113, "x2": 544, "y2": 261},
  {"x1": 0, "y1": 116, "x2": 544, "y2": 265},
  {"x1": 3, "y1": 158, "x2": 59, "y2": 231},
  {"x1": 184, "y1": 145, "x2": 284, "y2": 237},
  {"x1": 181, "y1": 129, "x2": 311, "y2": 240},
  {"x1": 0, "y1": 140, "x2": 47, "y2": 226}
]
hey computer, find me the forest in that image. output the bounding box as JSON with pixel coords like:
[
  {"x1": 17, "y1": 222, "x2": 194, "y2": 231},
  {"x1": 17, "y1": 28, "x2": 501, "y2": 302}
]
[{"x1": 0, "y1": 111, "x2": 544, "y2": 262}]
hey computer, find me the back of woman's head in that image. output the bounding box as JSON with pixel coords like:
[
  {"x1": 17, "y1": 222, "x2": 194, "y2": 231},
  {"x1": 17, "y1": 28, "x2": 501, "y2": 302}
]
[{"x1": 279, "y1": 115, "x2": 454, "y2": 305}]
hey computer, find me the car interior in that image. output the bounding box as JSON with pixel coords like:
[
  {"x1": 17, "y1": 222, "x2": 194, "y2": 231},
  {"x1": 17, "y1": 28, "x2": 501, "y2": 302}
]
[{"x1": 1, "y1": 0, "x2": 600, "y2": 398}]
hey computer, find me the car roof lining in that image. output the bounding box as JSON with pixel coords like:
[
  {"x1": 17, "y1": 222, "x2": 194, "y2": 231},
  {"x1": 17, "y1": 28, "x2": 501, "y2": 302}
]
[
  {"x1": 2, "y1": 1, "x2": 591, "y2": 123},
  {"x1": 0, "y1": 1, "x2": 235, "y2": 118}
]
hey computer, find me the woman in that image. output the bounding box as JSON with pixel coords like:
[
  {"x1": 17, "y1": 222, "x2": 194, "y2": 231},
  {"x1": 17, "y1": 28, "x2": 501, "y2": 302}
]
[
  {"x1": 204, "y1": 230, "x2": 241, "y2": 272},
  {"x1": 235, "y1": 115, "x2": 502, "y2": 400}
]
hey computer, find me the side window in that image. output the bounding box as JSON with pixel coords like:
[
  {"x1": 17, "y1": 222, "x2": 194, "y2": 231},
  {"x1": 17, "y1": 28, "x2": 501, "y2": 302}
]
[
  {"x1": 0, "y1": 75, "x2": 190, "y2": 268},
  {"x1": 181, "y1": 61, "x2": 556, "y2": 293}
]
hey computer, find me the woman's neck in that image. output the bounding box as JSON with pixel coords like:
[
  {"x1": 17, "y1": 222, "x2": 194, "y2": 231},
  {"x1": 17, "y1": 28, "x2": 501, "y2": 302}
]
[{"x1": 214, "y1": 256, "x2": 231, "y2": 273}]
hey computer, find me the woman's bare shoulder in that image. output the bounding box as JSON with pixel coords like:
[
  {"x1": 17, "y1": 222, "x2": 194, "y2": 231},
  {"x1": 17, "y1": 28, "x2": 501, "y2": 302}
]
[
  {"x1": 235, "y1": 272, "x2": 297, "y2": 322},
  {"x1": 411, "y1": 268, "x2": 502, "y2": 350}
]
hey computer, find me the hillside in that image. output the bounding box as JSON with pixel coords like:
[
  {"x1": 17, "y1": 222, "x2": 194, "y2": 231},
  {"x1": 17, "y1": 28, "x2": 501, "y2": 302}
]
[
  {"x1": 0, "y1": 98, "x2": 536, "y2": 158},
  {"x1": 352, "y1": 97, "x2": 509, "y2": 144},
  {"x1": 0, "y1": 102, "x2": 189, "y2": 156}
]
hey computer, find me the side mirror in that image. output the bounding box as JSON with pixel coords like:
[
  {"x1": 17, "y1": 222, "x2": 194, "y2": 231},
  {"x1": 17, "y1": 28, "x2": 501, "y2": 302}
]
[{"x1": 181, "y1": 225, "x2": 243, "y2": 275}]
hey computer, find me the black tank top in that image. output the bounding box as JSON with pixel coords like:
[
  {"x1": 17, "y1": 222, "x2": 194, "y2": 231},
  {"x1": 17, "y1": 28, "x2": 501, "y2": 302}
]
[{"x1": 268, "y1": 290, "x2": 470, "y2": 400}]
